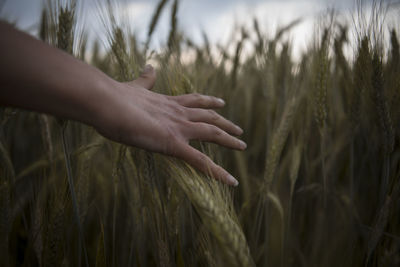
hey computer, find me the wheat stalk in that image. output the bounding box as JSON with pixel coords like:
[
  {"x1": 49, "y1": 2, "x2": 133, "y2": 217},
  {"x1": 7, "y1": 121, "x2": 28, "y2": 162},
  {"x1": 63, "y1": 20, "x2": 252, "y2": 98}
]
[
  {"x1": 167, "y1": 0, "x2": 179, "y2": 51},
  {"x1": 0, "y1": 180, "x2": 11, "y2": 267},
  {"x1": 43, "y1": 187, "x2": 68, "y2": 267},
  {"x1": 146, "y1": 0, "x2": 169, "y2": 53},
  {"x1": 263, "y1": 98, "x2": 297, "y2": 190},
  {"x1": 57, "y1": 6, "x2": 74, "y2": 54},
  {"x1": 169, "y1": 162, "x2": 255, "y2": 267},
  {"x1": 313, "y1": 28, "x2": 329, "y2": 129},
  {"x1": 111, "y1": 27, "x2": 135, "y2": 81}
]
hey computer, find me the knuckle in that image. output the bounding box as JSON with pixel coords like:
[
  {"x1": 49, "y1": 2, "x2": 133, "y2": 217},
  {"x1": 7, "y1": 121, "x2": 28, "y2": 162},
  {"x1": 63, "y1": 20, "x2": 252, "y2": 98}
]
[
  {"x1": 192, "y1": 93, "x2": 207, "y2": 104},
  {"x1": 165, "y1": 95, "x2": 174, "y2": 101},
  {"x1": 177, "y1": 120, "x2": 193, "y2": 133},
  {"x1": 207, "y1": 110, "x2": 219, "y2": 121},
  {"x1": 191, "y1": 93, "x2": 201, "y2": 98},
  {"x1": 171, "y1": 95, "x2": 184, "y2": 105},
  {"x1": 215, "y1": 166, "x2": 225, "y2": 176},
  {"x1": 195, "y1": 152, "x2": 208, "y2": 164},
  {"x1": 165, "y1": 129, "x2": 179, "y2": 142},
  {"x1": 209, "y1": 125, "x2": 223, "y2": 136},
  {"x1": 171, "y1": 104, "x2": 187, "y2": 117}
]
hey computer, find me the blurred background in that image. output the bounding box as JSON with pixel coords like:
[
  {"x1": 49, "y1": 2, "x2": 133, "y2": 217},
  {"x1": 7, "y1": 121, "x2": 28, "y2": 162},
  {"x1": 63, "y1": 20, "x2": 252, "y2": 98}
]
[{"x1": 2, "y1": 0, "x2": 398, "y2": 60}]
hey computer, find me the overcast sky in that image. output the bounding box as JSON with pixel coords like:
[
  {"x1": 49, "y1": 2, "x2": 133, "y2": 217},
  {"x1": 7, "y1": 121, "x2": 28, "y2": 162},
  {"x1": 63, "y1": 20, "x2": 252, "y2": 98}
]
[{"x1": 1, "y1": 0, "x2": 399, "y2": 58}]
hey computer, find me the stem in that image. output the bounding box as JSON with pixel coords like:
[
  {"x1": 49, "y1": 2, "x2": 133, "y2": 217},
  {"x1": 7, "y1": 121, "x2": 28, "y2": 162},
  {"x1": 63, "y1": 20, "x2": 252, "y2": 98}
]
[
  {"x1": 350, "y1": 140, "x2": 354, "y2": 204},
  {"x1": 284, "y1": 185, "x2": 294, "y2": 267},
  {"x1": 320, "y1": 126, "x2": 327, "y2": 208},
  {"x1": 61, "y1": 123, "x2": 89, "y2": 267},
  {"x1": 379, "y1": 154, "x2": 390, "y2": 207},
  {"x1": 112, "y1": 144, "x2": 125, "y2": 266}
]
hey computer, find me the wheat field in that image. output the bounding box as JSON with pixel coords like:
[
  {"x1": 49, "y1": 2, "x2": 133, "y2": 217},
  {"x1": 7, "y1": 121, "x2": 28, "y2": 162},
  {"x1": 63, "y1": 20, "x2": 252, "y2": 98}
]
[{"x1": 1, "y1": 0, "x2": 400, "y2": 266}]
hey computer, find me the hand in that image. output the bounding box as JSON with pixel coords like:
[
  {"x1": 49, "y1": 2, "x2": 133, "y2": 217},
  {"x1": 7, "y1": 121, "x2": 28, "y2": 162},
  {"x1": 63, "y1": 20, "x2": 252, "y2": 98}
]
[
  {"x1": 0, "y1": 23, "x2": 244, "y2": 185},
  {"x1": 95, "y1": 65, "x2": 245, "y2": 186}
]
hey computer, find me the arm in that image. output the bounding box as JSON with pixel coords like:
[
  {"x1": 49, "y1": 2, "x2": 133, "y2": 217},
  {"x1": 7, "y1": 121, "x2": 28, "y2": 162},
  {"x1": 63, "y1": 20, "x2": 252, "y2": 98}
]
[{"x1": 0, "y1": 21, "x2": 245, "y2": 186}]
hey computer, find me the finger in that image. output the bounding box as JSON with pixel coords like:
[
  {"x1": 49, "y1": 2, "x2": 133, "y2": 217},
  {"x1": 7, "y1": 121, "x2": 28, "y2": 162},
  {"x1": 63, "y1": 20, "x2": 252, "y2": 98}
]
[
  {"x1": 171, "y1": 93, "x2": 225, "y2": 109},
  {"x1": 175, "y1": 143, "x2": 239, "y2": 186},
  {"x1": 187, "y1": 108, "x2": 243, "y2": 136},
  {"x1": 186, "y1": 123, "x2": 246, "y2": 150},
  {"x1": 127, "y1": 64, "x2": 156, "y2": 90}
]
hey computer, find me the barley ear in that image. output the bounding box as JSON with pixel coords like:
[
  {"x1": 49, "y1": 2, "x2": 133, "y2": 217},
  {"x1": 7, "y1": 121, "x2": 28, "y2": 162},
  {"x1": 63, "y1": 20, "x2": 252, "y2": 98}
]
[{"x1": 57, "y1": 6, "x2": 75, "y2": 54}]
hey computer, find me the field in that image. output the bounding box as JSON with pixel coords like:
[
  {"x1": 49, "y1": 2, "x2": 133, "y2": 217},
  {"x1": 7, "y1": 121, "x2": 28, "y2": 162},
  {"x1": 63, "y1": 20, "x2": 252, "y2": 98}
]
[{"x1": 1, "y1": 0, "x2": 400, "y2": 266}]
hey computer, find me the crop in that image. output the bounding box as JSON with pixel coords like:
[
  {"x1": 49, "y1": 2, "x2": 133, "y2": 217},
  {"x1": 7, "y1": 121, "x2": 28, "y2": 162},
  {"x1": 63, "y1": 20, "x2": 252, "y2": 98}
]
[{"x1": 1, "y1": 0, "x2": 400, "y2": 266}]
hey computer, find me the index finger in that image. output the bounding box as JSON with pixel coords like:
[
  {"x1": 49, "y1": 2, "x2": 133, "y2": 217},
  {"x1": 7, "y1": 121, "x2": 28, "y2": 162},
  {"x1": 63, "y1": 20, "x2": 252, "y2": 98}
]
[
  {"x1": 170, "y1": 93, "x2": 225, "y2": 109},
  {"x1": 173, "y1": 142, "x2": 239, "y2": 186}
]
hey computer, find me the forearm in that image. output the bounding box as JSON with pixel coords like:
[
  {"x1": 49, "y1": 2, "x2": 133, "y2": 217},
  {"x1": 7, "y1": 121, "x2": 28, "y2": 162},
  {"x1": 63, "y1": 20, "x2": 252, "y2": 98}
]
[
  {"x1": 0, "y1": 21, "x2": 114, "y2": 126},
  {"x1": 0, "y1": 22, "x2": 245, "y2": 186}
]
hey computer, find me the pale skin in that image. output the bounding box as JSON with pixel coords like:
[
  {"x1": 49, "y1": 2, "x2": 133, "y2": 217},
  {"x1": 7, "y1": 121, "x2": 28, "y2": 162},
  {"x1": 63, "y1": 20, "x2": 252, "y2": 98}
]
[{"x1": 0, "y1": 21, "x2": 245, "y2": 186}]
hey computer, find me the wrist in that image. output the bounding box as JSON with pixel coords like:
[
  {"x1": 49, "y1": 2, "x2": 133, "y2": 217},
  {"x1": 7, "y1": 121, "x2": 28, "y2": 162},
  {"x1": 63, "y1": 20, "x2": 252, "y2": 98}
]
[
  {"x1": 87, "y1": 76, "x2": 133, "y2": 144},
  {"x1": 83, "y1": 74, "x2": 121, "y2": 131}
]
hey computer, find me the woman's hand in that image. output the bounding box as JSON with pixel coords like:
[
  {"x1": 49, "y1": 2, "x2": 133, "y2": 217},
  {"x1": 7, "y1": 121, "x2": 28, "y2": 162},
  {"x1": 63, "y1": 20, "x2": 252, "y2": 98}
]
[
  {"x1": 0, "y1": 22, "x2": 244, "y2": 186},
  {"x1": 96, "y1": 65, "x2": 245, "y2": 186}
]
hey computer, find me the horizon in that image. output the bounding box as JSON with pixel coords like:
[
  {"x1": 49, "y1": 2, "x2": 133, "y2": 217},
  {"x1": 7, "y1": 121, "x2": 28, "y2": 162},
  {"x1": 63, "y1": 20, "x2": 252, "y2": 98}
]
[{"x1": 1, "y1": 0, "x2": 399, "y2": 61}]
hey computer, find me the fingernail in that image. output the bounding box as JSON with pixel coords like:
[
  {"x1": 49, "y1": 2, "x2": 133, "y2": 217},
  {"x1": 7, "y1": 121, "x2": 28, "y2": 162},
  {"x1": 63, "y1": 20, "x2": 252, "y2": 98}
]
[
  {"x1": 239, "y1": 140, "x2": 247, "y2": 149},
  {"x1": 236, "y1": 125, "x2": 244, "y2": 135},
  {"x1": 217, "y1": 98, "x2": 225, "y2": 105},
  {"x1": 227, "y1": 175, "x2": 239, "y2": 186},
  {"x1": 143, "y1": 64, "x2": 153, "y2": 73}
]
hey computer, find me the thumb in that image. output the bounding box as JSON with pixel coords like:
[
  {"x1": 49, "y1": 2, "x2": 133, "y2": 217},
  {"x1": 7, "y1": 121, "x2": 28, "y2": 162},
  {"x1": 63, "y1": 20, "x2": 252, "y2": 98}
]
[{"x1": 132, "y1": 64, "x2": 156, "y2": 90}]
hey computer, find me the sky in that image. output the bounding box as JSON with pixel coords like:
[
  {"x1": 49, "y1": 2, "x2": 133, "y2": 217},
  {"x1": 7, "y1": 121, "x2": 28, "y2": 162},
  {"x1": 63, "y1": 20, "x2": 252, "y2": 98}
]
[{"x1": 0, "y1": 0, "x2": 399, "y2": 59}]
